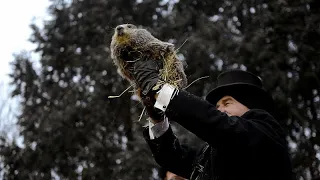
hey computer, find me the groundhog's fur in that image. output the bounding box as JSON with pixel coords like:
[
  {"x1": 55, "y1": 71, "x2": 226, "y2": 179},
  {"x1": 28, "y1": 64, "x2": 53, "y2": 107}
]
[{"x1": 110, "y1": 24, "x2": 187, "y2": 98}]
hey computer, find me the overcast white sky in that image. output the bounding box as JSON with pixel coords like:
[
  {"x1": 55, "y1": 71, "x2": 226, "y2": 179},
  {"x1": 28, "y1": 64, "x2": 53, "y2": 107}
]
[
  {"x1": 0, "y1": 0, "x2": 50, "y2": 82},
  {"x1": 0, "y1": 0, "x2": 50, "y2": 139}
]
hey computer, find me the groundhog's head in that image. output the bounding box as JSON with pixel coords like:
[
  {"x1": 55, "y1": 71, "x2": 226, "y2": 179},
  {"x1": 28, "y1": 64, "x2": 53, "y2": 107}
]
[
  {"x1": 112, "y1": 24, "x2": 138, "y2": 43},
  {"x1": 115, "y1": 24, "x2": 137, "y2": 36}
]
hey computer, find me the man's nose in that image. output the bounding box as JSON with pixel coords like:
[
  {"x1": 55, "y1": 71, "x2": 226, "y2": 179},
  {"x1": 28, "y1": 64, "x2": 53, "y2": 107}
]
[{"x1": 217, "y1": 106, "x2": 224, "y2": 112}]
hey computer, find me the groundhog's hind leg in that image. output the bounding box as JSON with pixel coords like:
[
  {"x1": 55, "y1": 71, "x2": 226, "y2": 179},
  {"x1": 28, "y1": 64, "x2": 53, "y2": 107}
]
[
  {"x1": 175, "y1": 60, "x2": 188, "y2": 88},
  {"x1": 162, "y1": 42, "x2": 175, "y2": 52}
]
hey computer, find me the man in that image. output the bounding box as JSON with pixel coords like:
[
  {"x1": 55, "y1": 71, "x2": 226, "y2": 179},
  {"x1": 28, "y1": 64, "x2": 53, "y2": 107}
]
[
  {"x1": 133, "y1": 60, "x2": 293, "y2": 180},
  {"x1": 164, "y1": 171, "x2": 187, "y2": 180}
]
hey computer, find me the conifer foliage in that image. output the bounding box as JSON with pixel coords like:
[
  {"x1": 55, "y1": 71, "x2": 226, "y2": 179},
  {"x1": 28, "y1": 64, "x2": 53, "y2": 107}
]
[{"x1": 0, "y1": 0, "x2": 319, "y2": 179}]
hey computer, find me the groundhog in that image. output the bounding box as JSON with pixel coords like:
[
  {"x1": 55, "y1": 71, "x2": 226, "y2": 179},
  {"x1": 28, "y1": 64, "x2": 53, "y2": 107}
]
[{"x1": 110, "y1": 24, "x2": 187, "y2": 99}]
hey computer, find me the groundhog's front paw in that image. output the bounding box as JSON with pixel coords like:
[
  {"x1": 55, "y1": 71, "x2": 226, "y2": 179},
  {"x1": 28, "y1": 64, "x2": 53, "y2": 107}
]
[{"x1": 164, "y1": 43, "x2": 175, "y2": 52}]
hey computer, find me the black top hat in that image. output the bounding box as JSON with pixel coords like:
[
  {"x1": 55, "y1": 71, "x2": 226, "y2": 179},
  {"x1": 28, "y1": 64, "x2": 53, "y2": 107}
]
[{"x1": 206, "y1": 70, "x2": 274, "y2": 113}]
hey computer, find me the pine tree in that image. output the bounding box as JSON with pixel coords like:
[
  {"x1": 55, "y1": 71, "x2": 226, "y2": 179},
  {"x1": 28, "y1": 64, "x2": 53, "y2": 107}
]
[{"x1": 1, "y1": 0, "x2": 319, "y2": 179}]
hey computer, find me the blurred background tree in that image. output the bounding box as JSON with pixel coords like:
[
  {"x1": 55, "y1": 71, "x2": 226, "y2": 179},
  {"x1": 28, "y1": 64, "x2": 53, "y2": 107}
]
[{"x1": 0, "y1": 0, "x2": 319, "y2": 179}]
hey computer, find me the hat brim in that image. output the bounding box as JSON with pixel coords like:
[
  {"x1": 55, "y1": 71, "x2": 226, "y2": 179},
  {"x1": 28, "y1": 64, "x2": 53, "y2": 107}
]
[{"x1": 206, "y1": 83, "x2": 274, "y2": 112}]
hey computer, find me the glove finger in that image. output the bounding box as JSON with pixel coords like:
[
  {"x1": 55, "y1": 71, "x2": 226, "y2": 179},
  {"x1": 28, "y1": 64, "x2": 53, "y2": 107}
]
[
  {"x1": 142, "y1": 78, "x2": 159, "y2": 95},
  {"x1": 134, "y1": 70, "x2": 158, "y2": 90},
  {"x1": 145, "y1": 60, "x2": 159, "y2": 71},
  {"x1": 134, "y1": 59, "x2": 159, "y2": 71}
]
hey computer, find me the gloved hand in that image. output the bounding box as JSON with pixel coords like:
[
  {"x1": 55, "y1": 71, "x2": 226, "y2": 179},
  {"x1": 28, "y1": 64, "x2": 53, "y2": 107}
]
[
  {"x1": 133, "y1": 59, "x2": 163, "y2": 121},
  {"x1": 133, "y1": 59, "x2": 160, "y2": 96}
]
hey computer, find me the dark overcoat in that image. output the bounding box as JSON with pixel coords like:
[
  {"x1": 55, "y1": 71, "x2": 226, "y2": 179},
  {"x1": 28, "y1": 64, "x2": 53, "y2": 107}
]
[{"x1": 143, "y1": 90, "x2": 293, "y2": 180}]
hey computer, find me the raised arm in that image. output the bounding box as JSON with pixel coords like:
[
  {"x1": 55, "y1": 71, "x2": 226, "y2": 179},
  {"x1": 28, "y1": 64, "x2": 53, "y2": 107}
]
[{"x1": 164, "y1": 90, "x2": 286, "y2": 149}]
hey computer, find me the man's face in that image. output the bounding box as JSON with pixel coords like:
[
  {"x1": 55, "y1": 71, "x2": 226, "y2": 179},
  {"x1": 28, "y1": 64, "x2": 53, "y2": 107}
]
[
  {"x1": 164, "y1": 171, "x2": 186, "y2": 180},
  {"x1": 216, "y1": 96, "x2": 249, "y2": 116}
]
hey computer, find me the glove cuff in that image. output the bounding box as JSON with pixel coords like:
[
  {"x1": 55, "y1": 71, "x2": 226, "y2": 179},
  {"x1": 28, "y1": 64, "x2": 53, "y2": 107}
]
[{"x1": 154, "y1": 83, "x2": 178, "y2": 112}]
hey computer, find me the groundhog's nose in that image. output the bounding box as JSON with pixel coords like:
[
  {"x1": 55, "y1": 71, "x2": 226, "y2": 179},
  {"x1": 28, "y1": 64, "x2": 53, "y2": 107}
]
[{"x1": 116, "y1": 26, "x2": 124, "y2": 35}]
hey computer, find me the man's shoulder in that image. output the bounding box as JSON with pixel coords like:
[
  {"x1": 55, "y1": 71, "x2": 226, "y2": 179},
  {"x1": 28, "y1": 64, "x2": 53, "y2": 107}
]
[
  {"x1": 244, "y1": 109, "x2": 287, "y2": 142},
  {"x1": 242, "y1": 109, "x2": 284, "y2": 133},
  {"x1": 242, "y1": 109, "x2": 276, "y2": 121}
]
